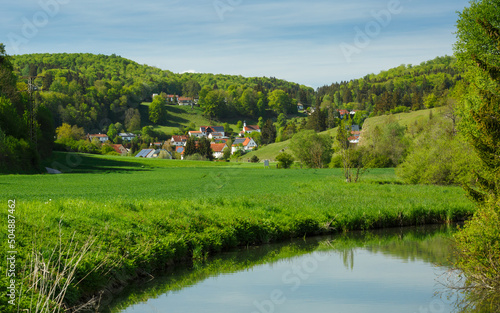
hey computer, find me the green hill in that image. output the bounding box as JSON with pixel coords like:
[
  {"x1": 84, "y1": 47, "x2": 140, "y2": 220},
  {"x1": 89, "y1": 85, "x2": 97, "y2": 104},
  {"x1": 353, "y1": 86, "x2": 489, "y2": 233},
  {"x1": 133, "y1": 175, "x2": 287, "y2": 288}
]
[
  {"x1": 11, "y1": 53, "x2": 314, "y2": 133},
  {"x1": 241, "y1": 108, "x2": 444, "y2": 163}
]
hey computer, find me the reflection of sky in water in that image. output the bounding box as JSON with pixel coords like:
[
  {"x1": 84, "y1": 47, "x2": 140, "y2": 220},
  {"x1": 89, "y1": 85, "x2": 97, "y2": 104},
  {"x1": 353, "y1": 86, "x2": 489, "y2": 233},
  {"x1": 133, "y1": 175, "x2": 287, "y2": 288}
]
[{"x1": 121, "y1": 249, "x2": 457, "y2": 313}]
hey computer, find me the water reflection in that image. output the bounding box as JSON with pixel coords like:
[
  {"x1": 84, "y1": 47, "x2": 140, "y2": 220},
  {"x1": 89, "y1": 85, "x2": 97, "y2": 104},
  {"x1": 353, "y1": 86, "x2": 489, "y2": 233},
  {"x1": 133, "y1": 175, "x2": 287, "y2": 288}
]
[{"x1": 106, "y1": 225, "x2": 464, "y2": 313}]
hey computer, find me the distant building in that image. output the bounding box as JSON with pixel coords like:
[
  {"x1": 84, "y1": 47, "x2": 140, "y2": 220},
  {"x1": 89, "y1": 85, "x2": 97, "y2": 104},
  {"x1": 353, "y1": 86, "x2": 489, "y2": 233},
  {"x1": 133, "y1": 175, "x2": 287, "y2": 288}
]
[
  {"x1": 210, "y1": 143, "x2": 228, "y2": 159},
  {"x1": 232, "y1": 137, "x2": 258, "y2": 154},
  {"x1": 119, "y1": 133, "x2": 137, "y2": 141},
  {"x1": 239, "y1": 121, "x2": 260, "y2": 137},
  {"x1": 178, "y1": 97, "x2": 195, "y2": 106},
  {"x1": 171, "y1": 135, "x2": 188, "y2": 146},
  {"x1": 87, "y1": 134, "x2": 109, "y2": 143}
]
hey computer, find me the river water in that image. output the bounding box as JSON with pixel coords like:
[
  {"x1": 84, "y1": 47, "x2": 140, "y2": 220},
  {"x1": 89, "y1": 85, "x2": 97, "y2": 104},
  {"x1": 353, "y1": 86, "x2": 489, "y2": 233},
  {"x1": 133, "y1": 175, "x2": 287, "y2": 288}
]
[{"x1": 108, "y1": 225, "x2": 462, "y2": 313}]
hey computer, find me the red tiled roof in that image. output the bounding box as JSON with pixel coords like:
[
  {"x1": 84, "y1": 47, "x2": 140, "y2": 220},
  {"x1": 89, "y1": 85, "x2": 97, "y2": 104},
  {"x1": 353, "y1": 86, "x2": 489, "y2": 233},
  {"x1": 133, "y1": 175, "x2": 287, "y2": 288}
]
[
  {"x1": 112, "y1": 144, "x2": 126, "y2": 154},
  {"x1": 172, "y1": 135, "x2": 188, "y2": 142},
  {"x1": 244, "y1": 125, "x2": 260, "y2": 131},
  {"x1": 210, "y1": 143, "x2": 227, "y2": 152}
]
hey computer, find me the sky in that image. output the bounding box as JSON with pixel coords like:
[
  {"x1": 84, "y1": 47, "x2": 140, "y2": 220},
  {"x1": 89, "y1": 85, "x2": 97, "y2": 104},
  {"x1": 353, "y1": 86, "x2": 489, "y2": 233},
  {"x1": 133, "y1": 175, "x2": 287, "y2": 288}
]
[{"x1": 1, "y1": 0, "x2": 471, "y2": 89}]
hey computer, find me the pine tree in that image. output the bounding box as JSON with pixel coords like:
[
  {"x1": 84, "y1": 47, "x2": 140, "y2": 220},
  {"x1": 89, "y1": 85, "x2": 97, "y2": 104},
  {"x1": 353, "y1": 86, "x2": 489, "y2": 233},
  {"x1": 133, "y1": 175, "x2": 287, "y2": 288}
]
[{"x1": 461, "y1": 18, "x2": 500, "y2": 208}]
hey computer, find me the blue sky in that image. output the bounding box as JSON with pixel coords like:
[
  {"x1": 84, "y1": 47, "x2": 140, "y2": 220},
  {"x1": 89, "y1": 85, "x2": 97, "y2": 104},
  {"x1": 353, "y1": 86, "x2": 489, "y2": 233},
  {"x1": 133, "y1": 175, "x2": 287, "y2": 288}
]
[{"x1": 1, "y1": 0, "x2": 470, "y2": 88}]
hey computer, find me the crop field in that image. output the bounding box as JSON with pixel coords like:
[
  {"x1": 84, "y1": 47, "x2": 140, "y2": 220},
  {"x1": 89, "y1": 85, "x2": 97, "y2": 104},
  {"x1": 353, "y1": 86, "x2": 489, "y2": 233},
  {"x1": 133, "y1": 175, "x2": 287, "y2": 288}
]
[{"x1": 0, "y1": 152, "x2": 475, "y2": 311}]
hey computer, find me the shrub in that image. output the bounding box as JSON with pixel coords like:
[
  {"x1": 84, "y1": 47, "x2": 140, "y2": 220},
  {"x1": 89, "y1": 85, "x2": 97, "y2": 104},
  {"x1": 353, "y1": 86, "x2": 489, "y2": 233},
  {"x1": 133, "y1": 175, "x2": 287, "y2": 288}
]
[
  {"x1": 250, "y1": 155, "x2": 259, "y2": 163},
  {"x1": 276, "y1": 152, "x2": 294, "y2": 169},
  {"x1": 453, "y1": 206, "x2": 500, "y2": 298},
  {"x1": 185, "y1": 153, "x2": 207, "y2": 161}
]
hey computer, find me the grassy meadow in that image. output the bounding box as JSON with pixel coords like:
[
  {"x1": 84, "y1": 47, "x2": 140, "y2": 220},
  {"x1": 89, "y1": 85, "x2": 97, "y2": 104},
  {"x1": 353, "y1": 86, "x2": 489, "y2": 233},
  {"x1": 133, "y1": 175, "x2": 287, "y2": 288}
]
[{"x1": 0, "y1": 152, "x2": 475, "y2": 311}]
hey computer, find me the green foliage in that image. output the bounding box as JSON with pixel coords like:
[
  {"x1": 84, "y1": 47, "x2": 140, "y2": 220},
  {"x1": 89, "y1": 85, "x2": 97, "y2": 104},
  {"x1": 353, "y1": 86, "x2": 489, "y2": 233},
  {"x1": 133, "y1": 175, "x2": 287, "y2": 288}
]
[
  {"x1": 397, "y1": 115, "x2": 477, "y2": 185},
  {"x1": 184, "y1": 136, "x2": 197, "y2": 157},
  {"x1": 261, "y1": 119, "x2": 277, "y2": 145},
  {"x1": 149, "y1": 95, "x2": 167, "y2": 124},
  {"x1": 198, "y1": 137, "x2": 214, "y2": 161},
  {"x1": 275, "y1": 152, "x2": 294, "y2": 169},
  {"x1": 290, "y1": 130, "x2": 333, "y2": 168},
  {"x1": 454, "y1": 206, "x2": 500, "y2": 296},
  {"x1": 268, "y1": 89, "x2": 294, "y2": 114},
  {"x1": 107, "y1": 123, "x2": 117, "y2": 141},
  {"x1": 11, "y1": 53, "x2": 312, "y2": 134},
  {"x1": 451, "y1": 0, "x2": 500, "y2": 302},
  {"x1": 250, "y1": 155, "x2": 260, "y2": 163},
  {"x1": 317, "y1": 55, "x2": 461, "y2": 115},
  {"x1": 363, "y1": 117, "x2": 408, "y2": 167}
]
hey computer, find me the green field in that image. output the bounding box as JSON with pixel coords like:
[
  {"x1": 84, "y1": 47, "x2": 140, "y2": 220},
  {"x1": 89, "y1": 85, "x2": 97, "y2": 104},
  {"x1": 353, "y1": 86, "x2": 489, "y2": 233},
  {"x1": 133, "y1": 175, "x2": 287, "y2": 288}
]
[
  {"x1": 139, "y1": 103, "x2": 259, "y2": 135},
  {"x1": 0, "y1": 152, "x2": 475, "y2": 312}
]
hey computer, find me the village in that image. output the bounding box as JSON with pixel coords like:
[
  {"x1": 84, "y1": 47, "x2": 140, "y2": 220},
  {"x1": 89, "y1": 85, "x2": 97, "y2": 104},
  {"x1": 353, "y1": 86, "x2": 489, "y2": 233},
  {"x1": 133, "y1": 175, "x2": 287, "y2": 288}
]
[
  {"x1": 84, "y1": 93, "x2": 363, "y2": 161},
  {"x1": 87, "y1": 121, "x2": 261, "y2": 160}
]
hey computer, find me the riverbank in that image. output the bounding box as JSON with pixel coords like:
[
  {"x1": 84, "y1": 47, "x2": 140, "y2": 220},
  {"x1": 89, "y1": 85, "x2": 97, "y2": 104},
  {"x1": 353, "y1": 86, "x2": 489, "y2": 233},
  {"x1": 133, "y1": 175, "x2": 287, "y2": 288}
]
[{"x1": 0, "y1": 156, "x2": 475, "y2": 312}]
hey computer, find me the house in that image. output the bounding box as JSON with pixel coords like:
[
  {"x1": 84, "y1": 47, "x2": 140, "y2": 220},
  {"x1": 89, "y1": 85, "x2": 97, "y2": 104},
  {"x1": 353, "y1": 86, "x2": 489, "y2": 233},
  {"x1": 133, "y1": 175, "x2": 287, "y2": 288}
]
[
  {"x1": 231, "y1": 137, "x2": 258, "y2": 154},
  {"x1": 210, "y1": 143, "x2": 228, "y2": 159},
  {"x1": 188, "y1": 130, "x2": 205, "y2": 138},
  {"x1": 151, "y1": 142, "x2": 163, "y2": 148},
  {"x1": 88, "y1": 134, "x2": 109, "y2": 143},
  {"x1": 349, "y1": 131, "x2": 362, "y2": 144},
  {"x1": 188, "y1": 126, "x2": 225, "y2": 138},
  {"x1": 338, "y1": 109, "x2": 350, "y2": 118},
  {"x1": 135, "y1": 149, "x2": 155, "y2": 158},
  {"x1": 171, "y1": 135, "x2": 188, "y2": 146},
  {"x1": 135, "y1": 149, "x2": 172, "y2": 159},
  {"x1": 239, "y1": 121, "x2": 260, "y2": 137},
  {"x1": 208, "y1": 132, "x2": 225, "y2": 140},
  {"x1": 200, "y1": 126, "x2": 225, "y2": 136},
  {"x1": 178, "y1": 97, "x2": 195, "y2": 106},
  {"x1": 166, "y1": 94, "x2": 178, "y2": 103},
  {"x1": 112, "y1": 144, "x2": 128, "y2": 155},
  {"x1": 119, "y1": 133, "x2": 136, "y2": 141}
]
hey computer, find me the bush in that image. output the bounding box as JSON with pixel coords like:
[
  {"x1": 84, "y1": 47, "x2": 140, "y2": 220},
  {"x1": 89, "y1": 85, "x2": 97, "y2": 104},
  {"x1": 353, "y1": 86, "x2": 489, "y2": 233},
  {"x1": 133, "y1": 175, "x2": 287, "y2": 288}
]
[
  {"x1": 454, "y1": 206, "x2": 500, "y2": 298},
  {"x1": 250, "y1": 155, "x2": 259, "y2": 163},
  {"x1": 396, "y1": 118, "x2": 477, "y2": 185},
  {"x1": 276, "y1": 152, "x2": 294, "y2": 169},
  {"x1": 185, "y1": 153, "x2": 207, "y2": 161},
  {"x1": 290, "y1": 130, "x2": 333, "y2": 168}
]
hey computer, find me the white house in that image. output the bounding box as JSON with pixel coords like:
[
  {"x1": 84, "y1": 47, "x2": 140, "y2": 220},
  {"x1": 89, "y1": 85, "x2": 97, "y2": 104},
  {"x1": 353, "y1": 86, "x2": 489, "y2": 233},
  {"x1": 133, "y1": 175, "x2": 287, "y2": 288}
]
[
  {"x1": 211, "y1": 143, "x2": 228, "y2": 159},
  {"x1": 88, "y1": 133, "x2": 109, "y2": 143},
  {"x1": 239, "y1": 121, "x2": 260, "y2": 137},
  {"x1": 189, "y1": 126, "x2": 225, "y2": 138},
  {"x1": 119, "y1": 133, "x2": 136, "y2": 141},
  {"x1": 171, "y1": 135, "x2": 188, "y2": 146},
  {"x1": 208, "y1": 132, "x2": 225, "y2": 140},
  {"x1": 188, "y1": 130, "x2": 205, "y2": 138},
  {"x1": 178, "y1": 97, "x2": 195, "y2": 106},
  {"x1": 231, "y1": 137, "x2": 258, "y2": 154}
]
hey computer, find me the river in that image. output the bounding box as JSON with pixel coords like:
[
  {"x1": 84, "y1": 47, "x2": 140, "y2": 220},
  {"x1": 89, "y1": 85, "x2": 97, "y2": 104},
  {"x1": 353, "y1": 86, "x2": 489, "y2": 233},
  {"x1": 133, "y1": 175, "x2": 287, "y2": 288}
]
[{"x1": 107, "y1": 225, "x2": 463, "y2": 313}]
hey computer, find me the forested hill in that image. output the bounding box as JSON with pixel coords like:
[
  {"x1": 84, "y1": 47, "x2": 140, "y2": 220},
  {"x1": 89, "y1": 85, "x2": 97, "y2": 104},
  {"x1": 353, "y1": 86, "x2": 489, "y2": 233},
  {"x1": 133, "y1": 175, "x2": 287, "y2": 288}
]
[
  {"x1": 11, "y1": 53, "x2": 315, "y2": 132},
  {"x1": 316, "y1": 55, "x2": 462, "y2": 114}
]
